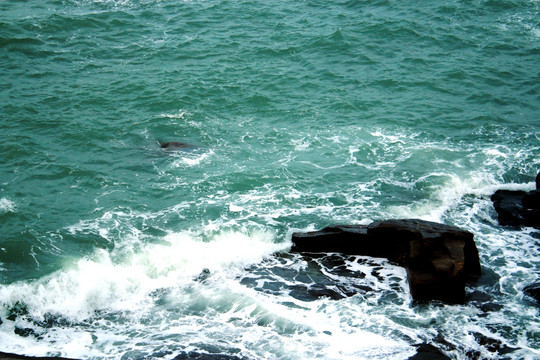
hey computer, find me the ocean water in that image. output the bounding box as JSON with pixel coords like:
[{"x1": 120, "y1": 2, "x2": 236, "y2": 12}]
[{"x1": 1, "y1": 0, "x2": 539, "y2": 359}]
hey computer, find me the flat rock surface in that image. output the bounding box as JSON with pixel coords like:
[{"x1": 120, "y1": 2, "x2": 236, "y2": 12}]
[{"x1": 291, "y1": 219, "x2": 481, "y2": 303}]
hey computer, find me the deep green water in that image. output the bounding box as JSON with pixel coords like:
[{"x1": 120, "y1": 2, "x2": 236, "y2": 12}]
[{"x1": 1, "y1": 0, "x2": 539, "y2": 359}]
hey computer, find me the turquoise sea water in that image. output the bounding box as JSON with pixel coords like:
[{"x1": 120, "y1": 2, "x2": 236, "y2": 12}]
[{"x1": 1, "y1": 0, "x2": 539, "y2": 359}]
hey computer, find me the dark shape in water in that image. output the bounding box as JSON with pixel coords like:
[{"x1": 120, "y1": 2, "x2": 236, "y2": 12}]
[
  {"x1": 523, "y1": 282, "x2": 540, "y2": 306},
  {"x1": 490, "y1": 171, "x2": 540, "y2": 229},
  {"x1": 289, "y1": 283, "x2": 346, "y2": 301},
  {"x1": 291, "y1": 219, "x2": 481, "y2": 304},
  {"x1": 471, "y1": 332, "x2": 517, "y2": 356},
  {"x1": 160, "y1": 141, "x2": 193, "y2": 150},
  {"x1": 173, "y1": 351, "x2": 246, "y2": 360},
  {"x1": 14, "y1": 327, "x2": 37, "y2": 338},
  {"x1": 407, "y1": 344, "x2": 451, "y2": 360},
  {"x1": 0, "y1": 351, "x2": 78, "y2": 360},
  {"x1": 491, "y1": 191, "x2": 540, "y2": 230}
]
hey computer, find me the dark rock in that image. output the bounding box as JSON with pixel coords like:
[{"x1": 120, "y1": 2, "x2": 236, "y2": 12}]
[
  {"x1": 160, "y1": 141, "x2": 192, "y2": 150},
  {"x1": 491, "y1": 186, "x2": 540, "y2": 229},
  {"x1": 291, "y1": 219, "x2": 481, "y2": 304},
  {"x1": 195, "y1": 268, "x2": 211, "y2": 282},
  {"x1": 172, "y1": 352, "x2": 245, "y2": 360},
  {"x1": 523, "y1": 282, "x2": 540, "y2": 305},
  {"x1": 537, "y1": 171, "x2": 540, "y2": 190},
  {"x1": 289, "y1": 284, "x2": 346, "y2": 301},
  {"x1": 478, "y1": 302, "x2": 504, "y2": 313},
  {"x1": 407, "y1": 344, "x2": 451, "y2": 360},
  {"x1": 0, "y1": 351, "x2": 79, "y2": 360},
  {"x1": 472, "y1": 332, "x2": 517, "y2": 355},
  {"x1": 14, "y1": 327, "x2": 37, "y2": 338},
  {"x1": 290, "y1": 225, "x2": 369, "y2": 254},
  {"x1": 6, "y1": 301, "x2": 28, "y2": 321}
]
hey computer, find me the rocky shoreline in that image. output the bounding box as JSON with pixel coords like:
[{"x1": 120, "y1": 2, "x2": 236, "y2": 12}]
[
  {"x1": 2, "y1": 172, "x2": 538, "y2": 360},
  {"x1": 0, "y1": 347, "x2": 452, "y2": 360}
]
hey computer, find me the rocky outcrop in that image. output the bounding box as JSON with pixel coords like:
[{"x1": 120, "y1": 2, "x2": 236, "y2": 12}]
[
  {"x1": 523, "y1": 282, "x2": 540, "y2": 306},
  {"x1": 0, "y1": 352, "x2": 78, "y2": 360},
  {"x1": 291, "y1": 219, "x2": 481, "y2": 303},
  {"x1": 407, "y1": 344, "x2": 451, "y2": 360},
  {"x1": 491, "y1": 172, "x2": 540, "y2": 228}
]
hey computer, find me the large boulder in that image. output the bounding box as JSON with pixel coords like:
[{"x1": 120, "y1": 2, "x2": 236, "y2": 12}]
[
  {"x1": 491, "y1": 172, "x2": 540, "y2": 228},
  {"x1": 291, "y1": 219, "x2": 481, "y2": 304}
]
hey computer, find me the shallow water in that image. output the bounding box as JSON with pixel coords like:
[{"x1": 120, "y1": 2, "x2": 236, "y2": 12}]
[{"x1": 1, "y1": 0, "x2": 539, "y2": 359}]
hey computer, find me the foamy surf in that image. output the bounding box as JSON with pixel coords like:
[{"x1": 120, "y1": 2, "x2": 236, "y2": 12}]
[
  {"x1": 0, "y1": 229, "x2": 419, "y2": 360},
  {"x1": 0, "y1": 198, "x2": 16, "y2": 214},
  {"x1": 171, "y1": 149, "x2": 215, "y2": 167},
  {"x1": 0, "y1": 229, "x2": 284, "y2": 319}
]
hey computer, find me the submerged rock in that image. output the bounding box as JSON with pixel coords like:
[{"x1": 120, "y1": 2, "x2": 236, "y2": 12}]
[
  {"x1": 160, "y1": 141, "x2": 193, "y2": 150},
  {"x1": 0, "y1": 352, "x2": 79, "y2": 360},
  {"x1": 289, "y1": 283, "x2": 347, "y2": 301},
  {"x1": 471, "y1": 332, "x2": 517, "y2": 356},
  {"x1": 173, "y1": 351, "x2": 246, "y2": 360},
  {"x1": 407, "y1": 344, "x2": 451, "y2": 360},
  {"x1": 491, "y1": 172, "x2": 540, "y2": 229},
  {"x1": 291, "y1": 219, "x2": 481, "y2": 304},
  {"x1": 523, "y1": 282, "x2": 540, "y2": 305}
]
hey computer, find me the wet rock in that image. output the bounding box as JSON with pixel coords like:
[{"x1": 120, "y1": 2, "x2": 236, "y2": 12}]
[
  {"x1": 291, "y1": 219, "x2": 481, "y2": 304},
  {"x1": 478, "y1": 302, "x2": 504, "y2": 313},
  {"x1": 195, "y1": 268, "x2": 211, "y2": 282},
  {"x1": 289, "y1": 284, "x2": 346, "y2": 301},
  {"x1": 0, "y1": 351, "x2": 79, "y2": 360},
  {"x1": 407, "y1": 344, "x2": 451, "y2": 360},
  {"x1": 523, "y1": 282, "x2": 540, "y2": 305},
  {"x1": 467, "y1": 288, "x2": 503, "y2": 313},
  {"x1": 172, "y1": 352, "x2": 245, "y2": 360},
  {"x1": 472, "y1": 332, "x2": 517, "y2": 356},
  {"x1": 491, "y1": 190, "x2": 540, "y2": 228},
  {"x1": 491, "y1": 172, "x2": 540, "y2": 228},
  {"x1": 291, "y1": 225, "x2": 370, "y2": 254},
  {"x1": 14, "y1": 327, "x2": 37, "y2": 338},
  {"x1": 160, "y1": 141, "x2": 193, "y2": 150}
]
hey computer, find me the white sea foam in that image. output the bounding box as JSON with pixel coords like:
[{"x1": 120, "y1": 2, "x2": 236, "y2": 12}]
[
  {"x1": 291, "y1": 137, "x2": 310, "y2": 151},
  {"x1": 0, "y1": 198, "x2": 17, "y2": 214},
  {"x1": 160, "y1": 110, "x2": 190, "y2": 119},
  {"x1": 0, "y1": 229, "x2": 284, "y2": 321},
  {"x1": 369, "y1": 131, "x2": 406, "y2": 144},
  {"x1": 388, "y1": 169, "x2": 535, "y2": 223},
  {"x1": 171, "y1": 149, "x2": 214, "y2": 167},
  {"x1": 228, "y1": 203, "x2": 244, "y2": 212},
  {"x1": 0, "y1": 227, "x2": 418, "y2": 359}
]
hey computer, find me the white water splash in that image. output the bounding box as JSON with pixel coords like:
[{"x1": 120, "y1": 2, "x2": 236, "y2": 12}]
[{"x1": 0, "y1": 198, "x2": 17, "y2": 214}]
